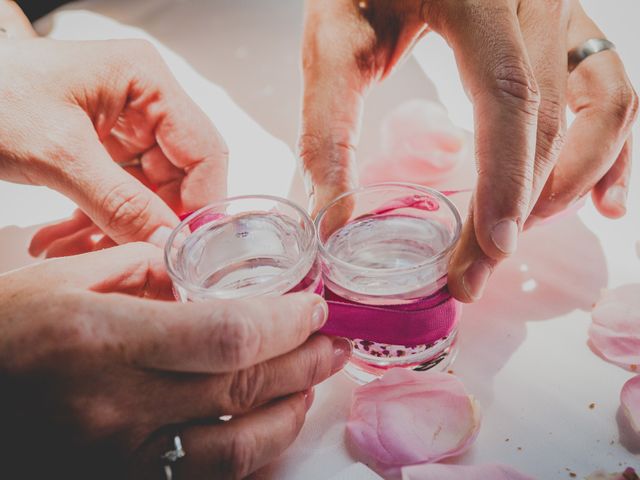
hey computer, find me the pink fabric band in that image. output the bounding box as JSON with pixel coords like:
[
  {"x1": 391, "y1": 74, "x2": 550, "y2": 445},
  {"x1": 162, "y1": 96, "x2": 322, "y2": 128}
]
[{"x1": 318, "y1": 282, "x2": 460, "y2": 347}]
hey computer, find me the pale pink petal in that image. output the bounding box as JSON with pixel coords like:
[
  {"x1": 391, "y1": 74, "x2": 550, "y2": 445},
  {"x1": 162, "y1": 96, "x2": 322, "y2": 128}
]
[
  {"x1": 589, "y1": 284, "x2": 640, "y2": 371},
  {"x1": 621, "y1": 375, "x2": 640, "y2": 434},
  {"x1": 346, "y1": 369, "x2": 481, "y2": 475},
  {"x1": 401, "y1": 463, "x2": 535, "y2": 480},
  {"x1": 360, "y1": 100, "x2": 467, "y2": 186}
]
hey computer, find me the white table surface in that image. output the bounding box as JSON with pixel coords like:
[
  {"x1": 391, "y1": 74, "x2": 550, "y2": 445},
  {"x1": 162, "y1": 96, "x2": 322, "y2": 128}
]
[{"x1": 1, "y1": 1, "x2": 639, "y2": 479}]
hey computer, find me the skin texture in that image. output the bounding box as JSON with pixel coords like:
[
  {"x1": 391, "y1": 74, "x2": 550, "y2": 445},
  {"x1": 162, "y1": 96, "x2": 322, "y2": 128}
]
[
  {"x1": 0, "y1": 10, "x2": 229, "y2": 256},
  {"x1": 0, "y1": 243, "x2": 351, "y2": 479},
  {"x1": 0, "y1": 4, "x2": 352, "y2": 477},
  {"x1": 299, "y1": 0, "x2": 638, "y2": 303}
]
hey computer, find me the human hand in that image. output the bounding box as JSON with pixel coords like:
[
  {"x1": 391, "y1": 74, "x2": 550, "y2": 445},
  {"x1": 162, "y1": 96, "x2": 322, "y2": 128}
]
[
  {"x1": 299, "y1": 0, "x2": 637, "y2": 302},
  {"x1": 0, "y1": 36, "x2": 227, "y2": 257},
  {"x1": 0, "y1": 243, "x2": 349, "y2": 479},
  {"x1": 0, "y1": 0, "x2": 36, "y2": 37}
]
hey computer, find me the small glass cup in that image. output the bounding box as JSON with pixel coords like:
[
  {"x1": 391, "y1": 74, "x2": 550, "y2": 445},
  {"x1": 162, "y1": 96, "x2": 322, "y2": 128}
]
[
  {"x1": 316, "y1": 183, "x2": 462, "y2": 383},
  {"x1": 165, "y1": 195, "x2": 320, "y2": 302}
]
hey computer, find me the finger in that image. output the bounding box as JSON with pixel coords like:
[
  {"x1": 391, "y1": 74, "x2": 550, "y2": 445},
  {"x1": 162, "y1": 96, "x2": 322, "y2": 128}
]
[
  {"x1": 38, "y1": 242, "x2": 172, "y2": 299},
  {"x1": 529, "y1": 1, "x2": 638, "y2": 221},
  {"x1": 143, "y1": 334, "x2": 349, "y2": 425},
  {"x1": 43, "y1": 225, "x2": 99, "y2": 259},
  {"x1": 57, "y1": 114, "x2": 181, "y2": 247},
  {"x1": 214, "y1": 334, "x2": 350, "y2": 415},
  {"x1": 298, "y1": 0, "x2": 366, "y2": 217},
  {"x1": 136, "y1": 57, "x2": 229, "y2": 210},
  {"x1": 135, "y1": 392, "x2": 313, "y2": 480},
  {"x1": 141, "y1": 146, "x2": 183, "y2": 212},
  {"x1": 29, "y1": 210, "x2": 93, "y2": 257},
  {"x1": 447, "y1": 204, "x2": 496, "y2": 303},
  {"x1": 592, "y1": 135, "x2": 632, "y2": 218},
  {"x1": 517, "y1": 0, "x2": 569, "y2": 215},
  {"x1": 94, "y1": 292, "x2": 329, "y2": 373},
  {"x1": 430, "y1": 0, "x2": 539, "y2": 300}
]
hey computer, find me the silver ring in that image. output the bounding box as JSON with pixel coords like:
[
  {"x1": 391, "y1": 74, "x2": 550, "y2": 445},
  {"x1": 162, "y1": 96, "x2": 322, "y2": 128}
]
[
  {"x1": 161, "y1": 435, "x2": 186, "y2": 480},
  {"x1": 568, "y1": 38, "x2": 616, "y2": 73}
]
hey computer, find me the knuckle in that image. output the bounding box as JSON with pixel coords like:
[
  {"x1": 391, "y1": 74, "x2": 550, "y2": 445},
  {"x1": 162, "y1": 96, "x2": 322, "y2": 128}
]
[
  {"x1": 212, "y1": 305, "x2": 261, "y2": 370},
  {"x1": 221, "y1": 431, "x2": 256, "y2": 479},
  {"x1": 490, "y1": 58, "x2": 541, "y2": 116},
  {"x1": 100, "y1": 181, "x2": 154, "y2": 240},
  {"x1": 604, "y1": 82, "x2": 639, "y2": 129},
  {"x1": 536, "y1": 98, "x2": 566, "y2": 165},
  {"x1": 303, "y1": 345, "x2": 330, "y2": 387},
  {"x1": 228, "y1": 364, "x2": 265, "y2": 412}
]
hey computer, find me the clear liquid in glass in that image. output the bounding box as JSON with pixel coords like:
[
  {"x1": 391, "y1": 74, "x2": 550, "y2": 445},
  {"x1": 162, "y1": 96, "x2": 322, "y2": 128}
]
[
  {"x1": 324, "y1": 214, "x2": 458, "y2": 382},
  {"x1": 175, "y1": 212, "x2": 316, "y2": 300}
]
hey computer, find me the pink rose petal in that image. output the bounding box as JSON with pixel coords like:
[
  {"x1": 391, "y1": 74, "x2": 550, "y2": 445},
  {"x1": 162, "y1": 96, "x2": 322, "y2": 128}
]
[
  {"x1": 360, "y1": 100, "x2": 467, "y2": 186},
  {"x1": 621, "y1": 375, "x2": 640, "y2": 434},
  {"x1": 589, "y1": 284, "x2": 640, "y2": 371},
  {"x1": 346, "y1": 369, "x2": 481, "y2": 475},
  {"x1": 401, "y1": 463, "x2": 535, "y2": 480}
]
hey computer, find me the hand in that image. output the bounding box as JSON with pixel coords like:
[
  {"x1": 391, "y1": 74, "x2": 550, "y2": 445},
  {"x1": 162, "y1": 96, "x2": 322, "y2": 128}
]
[
  {"x1": 0, "y1": 35, "x2": 228, "y2": 257},
  {"x1": 299, "y1": 0, "x2": 638, "y2": 302},
  {"x1": 0, "y1": 243, "x2": 350, "y2": 479}
]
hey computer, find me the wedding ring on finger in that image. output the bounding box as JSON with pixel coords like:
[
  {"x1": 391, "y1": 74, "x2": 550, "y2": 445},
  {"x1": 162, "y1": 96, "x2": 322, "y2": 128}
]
[
  {"x1": 568, "y1": 38, "x2": 616, "y2": 73},
  {"x1": 161, "y1": 435, "x2": 186, "y2": 480}
]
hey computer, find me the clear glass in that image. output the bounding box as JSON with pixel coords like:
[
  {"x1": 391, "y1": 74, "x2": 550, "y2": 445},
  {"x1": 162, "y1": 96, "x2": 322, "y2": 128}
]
[
  {"x1": 165, "y1": 195, "x2": 320, "y2": 302},
  {"x1": 316, "y1": 183, "x2": 462, "y2": 383}
]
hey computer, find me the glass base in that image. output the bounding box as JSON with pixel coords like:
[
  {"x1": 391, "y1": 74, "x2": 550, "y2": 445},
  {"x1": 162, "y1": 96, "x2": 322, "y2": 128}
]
[{"x1": 343, "y1": 329, "x2": 459, "y2": 384}]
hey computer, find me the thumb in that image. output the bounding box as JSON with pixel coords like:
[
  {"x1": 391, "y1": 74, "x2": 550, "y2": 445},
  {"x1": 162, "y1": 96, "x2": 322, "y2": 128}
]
[{"x1": 60, "y1": 129, "x2": 179, "y2": 248}]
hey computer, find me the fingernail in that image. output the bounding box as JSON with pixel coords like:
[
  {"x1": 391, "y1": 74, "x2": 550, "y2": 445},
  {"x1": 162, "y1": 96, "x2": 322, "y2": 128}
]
[
  {"x1": 491, "y1": 219, "x2": 519, "y2": 255},
  {"x1": 311, "y1": 300, "x2": 328, "y2": 331},
  {"x1": 331, "y1": 337, "x2": 352, "y2": 373},
  {"x1": 462, "y1": 260, "x2": 491, "y2": 301},
  {"x1": 147, "y1": 226, "x2": 173, "y2": 248},
  {"x1": 304, "y1": 388, "x2": 315, "y2": 410},
  {"x1": 604, "y1": 185, "x2": 627, "y2": 212}
]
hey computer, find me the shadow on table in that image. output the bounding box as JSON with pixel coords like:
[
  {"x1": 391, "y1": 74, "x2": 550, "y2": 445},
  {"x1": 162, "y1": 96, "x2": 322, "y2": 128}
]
[{"x1": 454, "y1": 214, "x2": 608, "y2": 407}]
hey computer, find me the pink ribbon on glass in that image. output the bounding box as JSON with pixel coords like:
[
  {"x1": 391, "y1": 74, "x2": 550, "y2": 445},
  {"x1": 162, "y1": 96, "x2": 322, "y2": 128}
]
[
  {"x1": 315, "y1": 190, "x2": 464, "y2": 347},
  {"x1": 179, "y1": 191, "x2": 466, "y2": 347},
  {"x1": 317, "y1": 281, "x2": 460, "y2": 348}
]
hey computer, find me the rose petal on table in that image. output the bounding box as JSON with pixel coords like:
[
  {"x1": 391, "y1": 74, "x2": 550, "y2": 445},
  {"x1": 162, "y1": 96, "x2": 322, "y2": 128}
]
[
  {"x1": 360, "y1": 100, "x2": 466, "y2": 186},
  {"x1": 346, "y1": 369, "x2": 481, "y2": 474},
  {"x1": 589, "y1": 284, "x2": 640, "y2": 371},
  {"x1": 401, "y1": 463, "x2": 535, "y2": 480},
  {"x1": 621, "y1": 375, "x2": 640, "y2": 434}
]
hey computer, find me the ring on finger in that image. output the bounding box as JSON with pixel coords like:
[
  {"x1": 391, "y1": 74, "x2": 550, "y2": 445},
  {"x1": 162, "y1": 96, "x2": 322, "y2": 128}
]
[
  {"x1": 161, "y1": 435, "x2": 186, "y2": 480},
  {"x1": 568, "y1": 38, "x2": 616, "y2": 72}
]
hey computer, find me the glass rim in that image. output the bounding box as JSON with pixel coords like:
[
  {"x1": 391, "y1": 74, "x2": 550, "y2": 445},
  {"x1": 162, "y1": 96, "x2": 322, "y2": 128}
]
[
  {"x1": 164, "y1": 194, "x2": 318, "y2": 297},
  {"x1": 315, "y1": 182, "x2": 462, "y2": 276}
]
